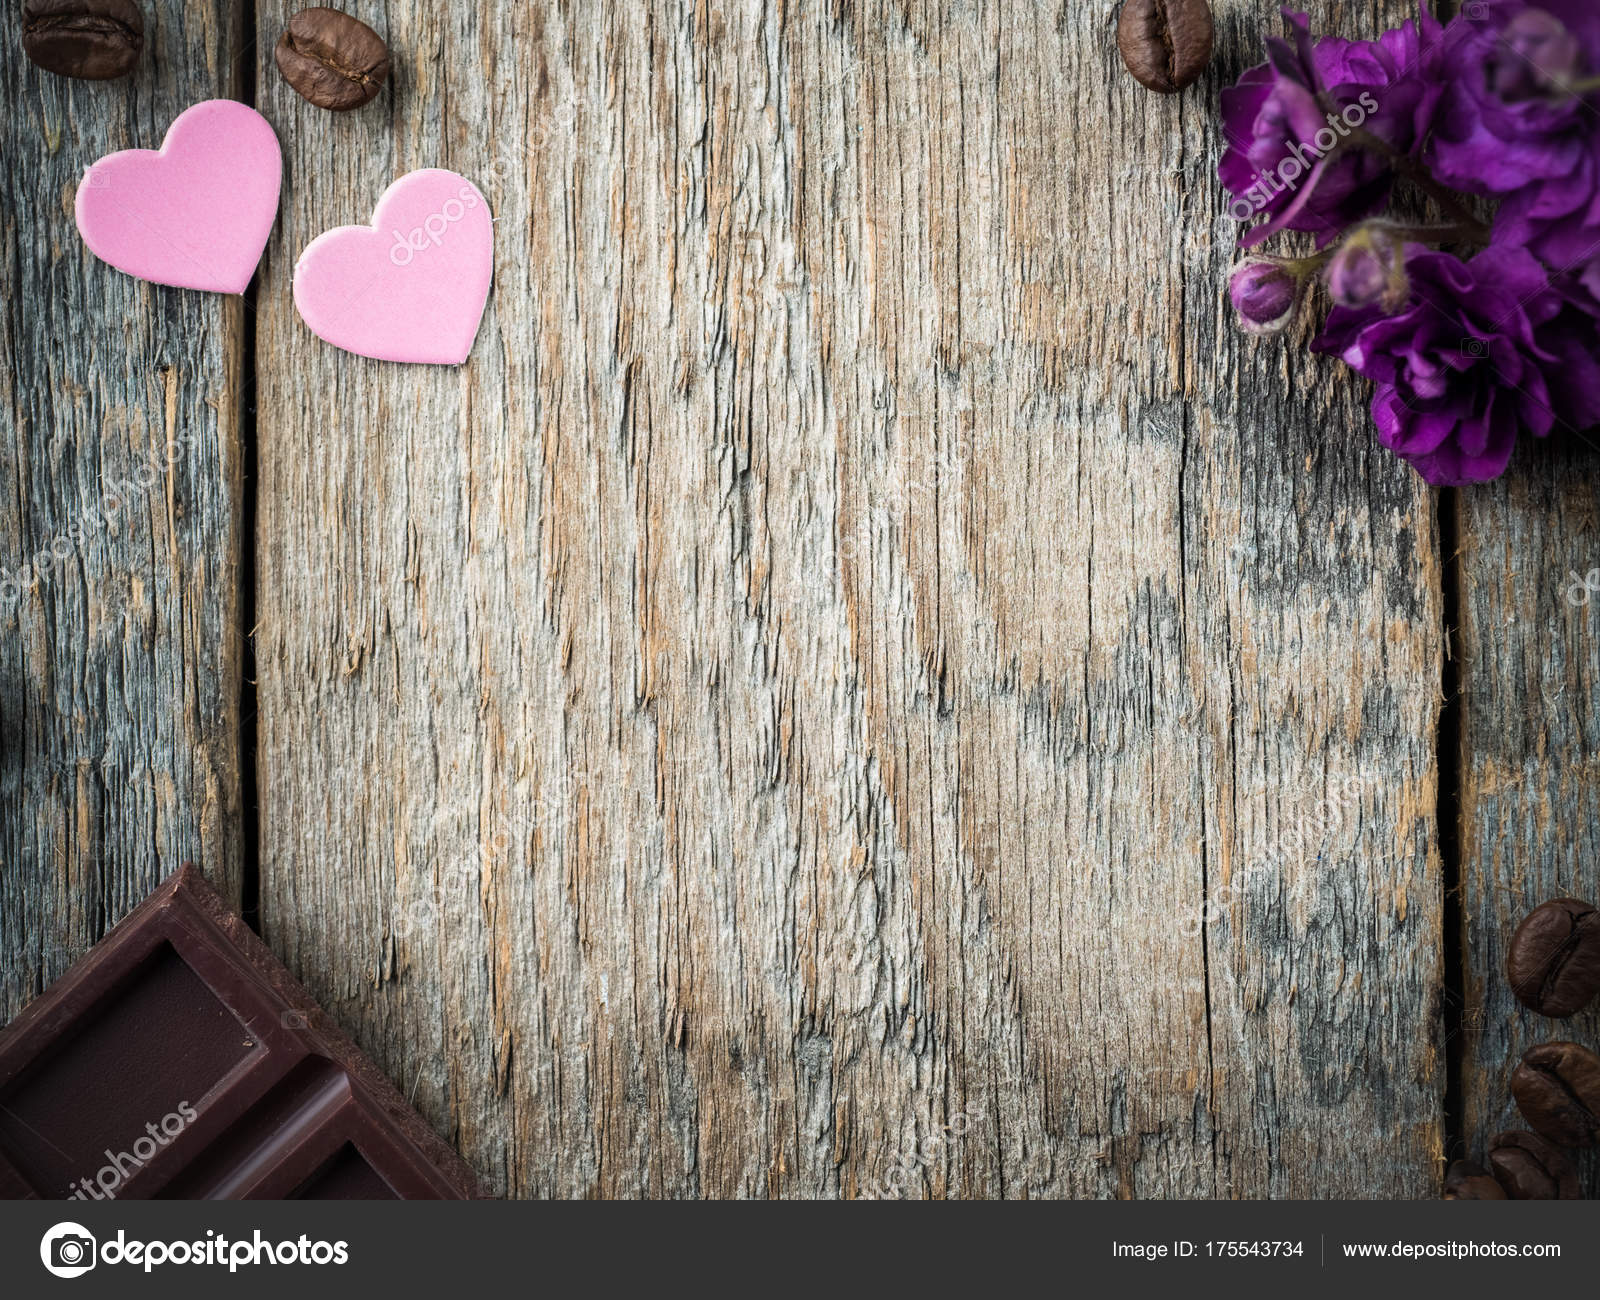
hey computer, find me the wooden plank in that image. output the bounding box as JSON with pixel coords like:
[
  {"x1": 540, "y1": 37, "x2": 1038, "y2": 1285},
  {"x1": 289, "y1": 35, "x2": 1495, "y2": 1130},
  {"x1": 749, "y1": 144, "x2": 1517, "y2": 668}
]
[
  {"x1": 254, "y1": 0, "x2": 1443, "y2": 1196},
  {"x1": 1458, "y1": 450, "x2": 1600, "y2": 1195},
  {"x1": 0, "y1": 2, "x2": 246, "y2": 1023}
]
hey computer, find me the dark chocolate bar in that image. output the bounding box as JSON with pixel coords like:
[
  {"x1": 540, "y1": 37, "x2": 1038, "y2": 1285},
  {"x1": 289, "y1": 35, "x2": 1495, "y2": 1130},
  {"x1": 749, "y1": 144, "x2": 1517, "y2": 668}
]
[{"x1": 0, "y1": 867, "x2": 483, "y2": 1200}]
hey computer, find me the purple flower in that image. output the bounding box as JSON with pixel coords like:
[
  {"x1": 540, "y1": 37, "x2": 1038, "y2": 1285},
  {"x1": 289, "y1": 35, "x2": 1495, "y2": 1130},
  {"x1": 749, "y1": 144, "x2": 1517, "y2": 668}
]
[
  {"x1": 1220, "y1": 8, "x2": 1446, "y2": 248},
  {"x1": 1490, "y1": 8, "x2": 1584, "y2": 99},
  {"x1": 1429, "y1": 1, "x2": 1600, "y2": 267},
  {"x1": 1230, "y1": 258, "x2": 1301, "y2": 333},
  {"x1": 1314, "y1": 245, "x2": 1600, "y2": 484}
]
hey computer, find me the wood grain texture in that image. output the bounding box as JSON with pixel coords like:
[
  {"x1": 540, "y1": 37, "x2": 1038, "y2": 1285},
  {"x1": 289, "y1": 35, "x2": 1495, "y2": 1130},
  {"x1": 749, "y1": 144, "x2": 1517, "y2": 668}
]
[
  {"x1": 1458, "y1": 447, "x2": 1600, "y2": 1196},
  {"x1": 0, "y1": 2, "x2": 246, "y2": 1023},
  {"x1": 254, "y1": 0, "x2": 1444, "y2": 1197}
]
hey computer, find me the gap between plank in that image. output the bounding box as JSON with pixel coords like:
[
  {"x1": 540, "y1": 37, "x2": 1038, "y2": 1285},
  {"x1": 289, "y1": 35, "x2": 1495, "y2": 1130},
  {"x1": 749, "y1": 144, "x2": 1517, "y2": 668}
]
[
  {"x1": 1430, "y1": 0, "x2": 1469, "y2": 1175},
  {"x1": 1439, "y1": 485, "x2": 1465, "y2": 1166},
  {"x1": 235, "y1": 0, "x2": 261, "y2": 933}
]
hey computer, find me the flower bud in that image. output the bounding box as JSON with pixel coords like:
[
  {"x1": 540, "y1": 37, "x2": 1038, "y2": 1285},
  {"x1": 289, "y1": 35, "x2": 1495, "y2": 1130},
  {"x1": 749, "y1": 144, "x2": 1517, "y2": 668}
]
[
  {"x1": 1229, "y1": 258, "x2": 1299, "y2": 335},
  {"x1": 1325, "y1": 232, "x2": 1403, "y2": 309}
]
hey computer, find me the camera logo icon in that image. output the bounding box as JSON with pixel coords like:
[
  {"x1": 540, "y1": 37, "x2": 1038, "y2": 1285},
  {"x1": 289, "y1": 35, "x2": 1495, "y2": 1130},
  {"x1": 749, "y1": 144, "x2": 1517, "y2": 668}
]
[{"x1": 40, "y1": 1223, "x2": 97, "y2": 1278}]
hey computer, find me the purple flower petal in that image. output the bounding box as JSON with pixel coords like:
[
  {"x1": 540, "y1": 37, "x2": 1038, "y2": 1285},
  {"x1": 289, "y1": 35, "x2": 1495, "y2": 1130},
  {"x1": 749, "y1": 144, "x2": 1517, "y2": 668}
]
[{"x1": 1319, "y1": 244, "x2": 1600, "y2": 483}]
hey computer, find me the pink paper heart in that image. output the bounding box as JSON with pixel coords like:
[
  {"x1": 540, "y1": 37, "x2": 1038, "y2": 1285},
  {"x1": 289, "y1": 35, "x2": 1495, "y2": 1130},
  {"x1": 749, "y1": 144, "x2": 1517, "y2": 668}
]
[
  {"x1": 293, "y1": 170, "x2": 494, "y2": 366},
  {"x1": 75, "y1": 100, "x2": 282, "y2": 294}
]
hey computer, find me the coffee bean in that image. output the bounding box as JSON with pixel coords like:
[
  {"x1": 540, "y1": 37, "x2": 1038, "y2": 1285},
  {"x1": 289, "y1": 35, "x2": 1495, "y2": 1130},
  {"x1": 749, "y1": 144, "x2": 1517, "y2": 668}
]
[
  {"x1": 1511, "y1": 1041, "x2": 1600, "y2": 1148},
  {"x1": 1487, "y1": 1130, "x2": 1579, "y2": 1199},
  {"x1": 22, "y1": 0, "x2": 143, "y2": 81},
  {"x1": 274, "y1": 7, "x2": 389, "y2": 111},
  {"x1": 1117, "y1": 0, "x2": 1214, "y2": 94},
  {"x1": 1508, "y1": 898, "x2": 1600, "y2": 1018},
  {"x1": 1441, "y1": 1159, "x2": 1506, "y2": 1200}
]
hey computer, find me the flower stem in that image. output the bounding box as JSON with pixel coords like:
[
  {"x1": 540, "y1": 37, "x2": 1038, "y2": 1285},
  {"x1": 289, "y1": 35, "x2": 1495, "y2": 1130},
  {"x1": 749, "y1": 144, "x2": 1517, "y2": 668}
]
[
  {"x1": 1346, "y1": 128, "x2": 1492, "y2": 239},
  {"x1": 1365, "y1": 219, "x2": 1488, "y2": 247},
  {"x1": 1262, "y1": 249, "x2": 1337, "y2": 276}
]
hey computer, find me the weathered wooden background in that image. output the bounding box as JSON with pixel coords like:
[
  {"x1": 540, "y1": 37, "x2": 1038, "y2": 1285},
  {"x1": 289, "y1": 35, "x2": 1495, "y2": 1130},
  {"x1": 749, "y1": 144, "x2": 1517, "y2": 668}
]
[{"x1": 3, "y1": 0, "x2": 1597, "y2": 1198}]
